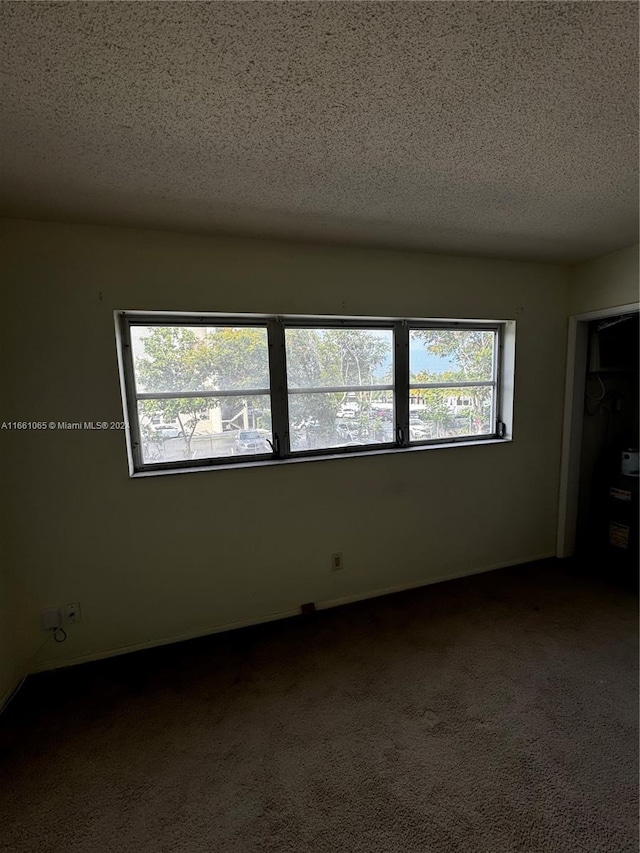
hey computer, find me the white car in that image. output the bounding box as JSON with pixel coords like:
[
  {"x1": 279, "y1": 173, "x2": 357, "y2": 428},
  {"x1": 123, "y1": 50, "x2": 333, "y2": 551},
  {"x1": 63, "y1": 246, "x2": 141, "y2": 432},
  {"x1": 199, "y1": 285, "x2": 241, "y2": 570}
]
[
  {"x1": 409, "y1": 418, "x2": 429, "y2": 439},
  {"x1": 233, "y1": 430, "x2": 271, "y2": 454}
]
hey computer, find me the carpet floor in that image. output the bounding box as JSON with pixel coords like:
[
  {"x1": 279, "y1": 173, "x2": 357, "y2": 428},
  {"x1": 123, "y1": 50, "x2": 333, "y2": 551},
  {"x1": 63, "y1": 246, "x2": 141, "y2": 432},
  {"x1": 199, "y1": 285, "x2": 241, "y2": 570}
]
[{"x1": 0, "y1": 560, "x2": 638, "y2": 853}]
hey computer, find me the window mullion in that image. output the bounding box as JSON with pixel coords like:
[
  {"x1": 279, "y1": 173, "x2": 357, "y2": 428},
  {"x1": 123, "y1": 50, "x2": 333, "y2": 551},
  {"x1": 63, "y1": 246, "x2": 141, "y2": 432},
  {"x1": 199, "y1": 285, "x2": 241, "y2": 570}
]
[
  {"x1": 494, "y1": 327, "x2": 503, "y2": 434},
  {"x1": 394, "y1": 320, "x2": 409, "y2": 447},
  {"x1": 267, "y1": 318, "x2": 291, "y2": 458},
  {"x1": 408, "y1": 380, "x2": 495, "y2": 391},
  {"x1": 120, "y1": 316, "x2": 143, "y2": 472}
]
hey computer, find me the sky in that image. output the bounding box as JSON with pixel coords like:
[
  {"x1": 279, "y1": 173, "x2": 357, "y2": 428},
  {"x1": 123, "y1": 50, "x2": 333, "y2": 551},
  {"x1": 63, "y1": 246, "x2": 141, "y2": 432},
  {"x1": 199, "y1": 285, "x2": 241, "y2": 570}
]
[{"x1": 376, "y1": 342, "x2": 453, "y2": 379}]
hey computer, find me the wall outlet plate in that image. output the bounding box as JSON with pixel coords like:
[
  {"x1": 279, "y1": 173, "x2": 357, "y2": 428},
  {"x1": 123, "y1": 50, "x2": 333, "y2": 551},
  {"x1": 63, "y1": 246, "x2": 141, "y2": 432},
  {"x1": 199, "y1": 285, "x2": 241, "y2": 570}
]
[
  {"x1": 331, "y1": 552, "x2": 344, "y2": 572},
  {"x1": 64, "y1": 602, "x2": 82, "y2": 623}
]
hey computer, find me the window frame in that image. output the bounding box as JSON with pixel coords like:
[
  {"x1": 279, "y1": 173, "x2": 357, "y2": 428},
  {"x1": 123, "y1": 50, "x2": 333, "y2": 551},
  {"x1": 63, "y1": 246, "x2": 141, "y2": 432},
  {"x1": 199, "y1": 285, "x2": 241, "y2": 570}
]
[
  {"x1": 119, "y1": 314, "x2": 276, "y2": 473},
  {"x1": 116, "y1": 312, "x2": 507, "y2": 475},
  {"x1": 405, "y1": 321, "x2": 503, "y2": 447},
  {"x1": 284, "y1": 319, "x2": 398, "y2": 459}
]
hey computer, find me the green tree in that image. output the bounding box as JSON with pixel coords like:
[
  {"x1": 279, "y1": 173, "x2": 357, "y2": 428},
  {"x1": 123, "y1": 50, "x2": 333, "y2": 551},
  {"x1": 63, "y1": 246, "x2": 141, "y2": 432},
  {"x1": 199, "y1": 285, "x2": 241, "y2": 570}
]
[
  {"x1": 202, "y1": 327, "x2": 270, "y2": 390},
  {"x1": 286, "y1": 329, "x2": 390, "y2": 447},
  {"x1": 136, "y1": 327, "x2": 211, "y2": 458},
  {"x1": 410, "y1": 329, "x2": 494, "y2": 436},
  {"x1": 135, "y1": 326, "x2": 270, "y2": 459},
  {"x1": 322, "y1": 329, "x2": 389, "y2": 389},
  {"x1": 202, "y1": 327, "x2": 271, "y2": 436},
  {"x1": 135, "y1": 326, "x2": 394, "y2": 456},
  {"x1": 412, "y1": 329, "x2": 493, "y2": 381},
  {"x1": 410, "y1": 388, "x2": 456, "y2": 437}
]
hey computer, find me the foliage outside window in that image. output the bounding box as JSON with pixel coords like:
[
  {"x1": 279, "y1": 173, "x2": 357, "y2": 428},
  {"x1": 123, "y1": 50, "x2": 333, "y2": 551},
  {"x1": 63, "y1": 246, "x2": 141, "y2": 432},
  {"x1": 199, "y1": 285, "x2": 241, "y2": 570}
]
[
  {"x1": 408, "y1": 329, "x2": 497, "y2": 442},
  {"x1": 118, "y1": 314, "x2": 505, "y2": 473},
  {"x1": 285, "y1": 328, "x2": 394, "y2": 452},
  {"x1": 130, "y1": 325, "x2": 272, "y2": 466}
]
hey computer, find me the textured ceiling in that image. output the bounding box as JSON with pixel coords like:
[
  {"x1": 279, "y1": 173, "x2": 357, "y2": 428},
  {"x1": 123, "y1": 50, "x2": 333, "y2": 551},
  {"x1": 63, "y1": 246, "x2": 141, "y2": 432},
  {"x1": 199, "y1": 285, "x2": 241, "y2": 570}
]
[{"x1": 0, "y1": 1, "x2": 638, "y2": 262}]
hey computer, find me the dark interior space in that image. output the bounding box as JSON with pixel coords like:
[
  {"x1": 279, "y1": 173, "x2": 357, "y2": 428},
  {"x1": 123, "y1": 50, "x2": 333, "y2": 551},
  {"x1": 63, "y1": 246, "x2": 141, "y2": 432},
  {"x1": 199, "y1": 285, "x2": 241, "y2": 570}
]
[{"x1": 575, "y1": 312, "x2": 639, "y2": 589}]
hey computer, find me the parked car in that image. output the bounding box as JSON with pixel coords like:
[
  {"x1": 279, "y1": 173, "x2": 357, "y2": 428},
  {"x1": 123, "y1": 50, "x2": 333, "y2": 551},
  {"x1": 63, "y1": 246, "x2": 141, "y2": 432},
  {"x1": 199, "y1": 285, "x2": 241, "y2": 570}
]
[
  {"x1": 409, "y1": 418, "x2": 429, "y2": 439},
  {"x1": 337, "y1": 404, "x2": 358, "y2": 418},
  {"x1": 233, "y1": 430, "x2": 271, "y2": 454},
  {"x1": 372, "y1": 408, "x2": 394, "y2": 422}
]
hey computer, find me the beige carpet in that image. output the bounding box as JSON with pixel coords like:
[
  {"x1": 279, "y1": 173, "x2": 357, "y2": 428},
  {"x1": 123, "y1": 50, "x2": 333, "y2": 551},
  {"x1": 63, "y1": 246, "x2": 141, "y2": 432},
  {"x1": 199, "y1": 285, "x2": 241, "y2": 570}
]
[{"x1": 0, "y1": 561, "x2": 638, "y2": 853}]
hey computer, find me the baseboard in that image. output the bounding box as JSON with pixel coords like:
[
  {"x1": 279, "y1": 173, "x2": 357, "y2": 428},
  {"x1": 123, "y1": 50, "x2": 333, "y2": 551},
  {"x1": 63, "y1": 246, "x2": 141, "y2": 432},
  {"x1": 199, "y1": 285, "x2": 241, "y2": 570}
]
[
  {"x1": 0, "y1": 674, "x2": 27, "y2": 715},
  {"x1": 31, "y1": 552, "x2": 556, "y2": 675},
  {"x1": 31, "y1": 606, "x2": 304, "y2": 673},
  {"x1": 316, "y1": 553, "x2": 556, "y2": 611}
]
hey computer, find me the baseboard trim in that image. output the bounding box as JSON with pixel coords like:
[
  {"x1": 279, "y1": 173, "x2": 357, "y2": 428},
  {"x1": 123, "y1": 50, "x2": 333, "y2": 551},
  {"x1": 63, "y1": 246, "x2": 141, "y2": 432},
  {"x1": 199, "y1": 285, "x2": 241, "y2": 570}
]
[
  {"x1": 0, "y1": 674, "x2": 27, "y2": 715},
  {"x1": 316, "y1": 553, "x2": 556, "y2": 611},
  {"x1": 31, "y1": 552, "x2": 556, "y2": 674},
  {"x1": 31, "y1": 606, "x2": 303, "y2": 673}
]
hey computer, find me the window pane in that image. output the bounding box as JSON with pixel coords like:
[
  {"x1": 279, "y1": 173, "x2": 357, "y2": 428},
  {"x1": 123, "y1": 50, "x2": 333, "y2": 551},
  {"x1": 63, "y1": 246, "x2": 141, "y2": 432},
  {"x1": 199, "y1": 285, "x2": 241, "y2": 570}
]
[
  {"x1": 408, "y1": 386, "x2": 493, "y2": 441},
  {"x1": 409, "y1": 329, "x2": 495, "y2": 382},
  {"x1": 285, "y1": 328, "x2": 393, "y2": 389},
  {"x1": 138, "y1": 395, "x2": 272, "y2": 464},
  {"x1": 131, "y1": 326, "x2": 270, "y2": 394},
  {"x1": 289, "y1": 392, "x2": 395, "y2": 452}
]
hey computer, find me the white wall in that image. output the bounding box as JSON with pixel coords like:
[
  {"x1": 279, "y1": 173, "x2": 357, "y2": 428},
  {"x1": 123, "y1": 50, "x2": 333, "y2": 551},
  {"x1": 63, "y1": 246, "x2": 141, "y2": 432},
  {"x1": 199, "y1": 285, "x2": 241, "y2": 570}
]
[
  {"x1": 0, "y1": 569, "x2": 25, "y2": 708},
  {"x1": 1, "y1": 219, "x2": 569, "y2": 673},
  {"x1": 568, "y1": 244, "x2": 639, "y2": 315},
  {"x1": 1, "y1": 356, "x2": 35, "y2": 705}
]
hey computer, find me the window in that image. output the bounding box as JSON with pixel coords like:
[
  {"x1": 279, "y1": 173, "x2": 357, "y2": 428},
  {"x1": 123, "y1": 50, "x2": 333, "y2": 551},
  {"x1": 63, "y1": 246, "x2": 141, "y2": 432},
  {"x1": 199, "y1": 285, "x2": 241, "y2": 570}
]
[
  {"x1": 285, "y1": 326, "x2": 394, "y2": 453},
  {"x1": 408, "y1": 326, "x2": 498, "y2": 442},
  {"x1": 117, "y1": 314, "x2": 509, "y2": 474},
  {"x1": 126, "y1": 323, "x2": 273, "y2": 466}
]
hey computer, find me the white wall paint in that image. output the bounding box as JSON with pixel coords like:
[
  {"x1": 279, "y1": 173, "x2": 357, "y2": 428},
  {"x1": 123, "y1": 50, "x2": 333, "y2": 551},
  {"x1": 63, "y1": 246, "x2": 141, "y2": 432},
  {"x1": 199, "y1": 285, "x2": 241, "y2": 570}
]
[
  {"x1": 568, "y1": 244, "x2": 639, "y2": 315},
  {"x1": 1, "y1": 219, "x2": 569, "y2": 673},
  {"x1": 0, "y1": 569, "x2": 25, "y2": 708}
]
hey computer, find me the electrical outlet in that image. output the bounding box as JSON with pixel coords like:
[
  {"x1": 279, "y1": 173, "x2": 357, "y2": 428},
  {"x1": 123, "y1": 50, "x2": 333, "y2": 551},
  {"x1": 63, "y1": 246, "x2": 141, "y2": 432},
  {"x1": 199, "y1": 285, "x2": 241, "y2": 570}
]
[
  {"x1": 331, "y1": 552, "x2": 344, "y2": 572},
  {"x1": 64, "y1": 602, "x2": 82, "y2": 624}
]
